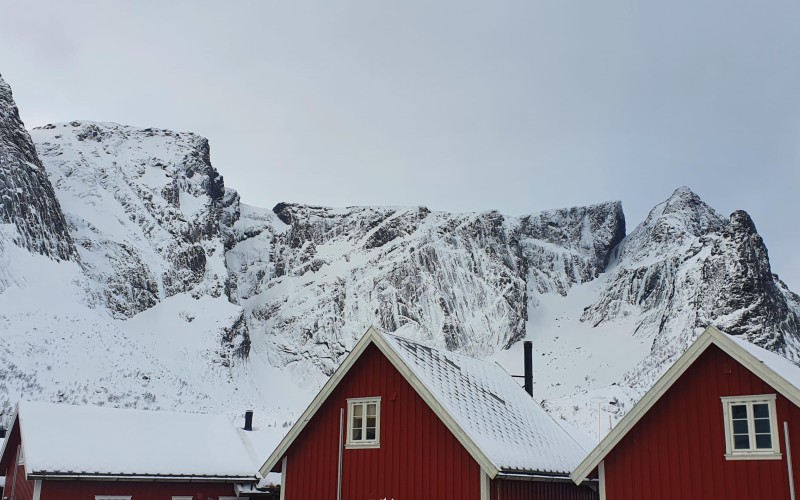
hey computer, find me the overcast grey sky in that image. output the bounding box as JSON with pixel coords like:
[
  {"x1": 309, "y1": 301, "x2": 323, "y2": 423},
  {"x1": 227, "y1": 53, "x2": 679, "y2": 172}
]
[{"x1": 1, "y1": 0, "x2": 799, "y2": 290}]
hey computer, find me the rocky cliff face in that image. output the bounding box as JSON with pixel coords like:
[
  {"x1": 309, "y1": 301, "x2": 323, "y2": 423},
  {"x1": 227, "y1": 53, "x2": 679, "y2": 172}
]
[
  {"x1": 0, "y1": 75, "x2": 76, "y2": 263},
  {"x1": 225, "y1": 201, "x2": 625, "y2": 378},
  {"x1": 11, "y1": 120, "x2": 251, "y2": 382},
  {"x1": 32, "y1": 122, "x2": 241, "y2": 327}
]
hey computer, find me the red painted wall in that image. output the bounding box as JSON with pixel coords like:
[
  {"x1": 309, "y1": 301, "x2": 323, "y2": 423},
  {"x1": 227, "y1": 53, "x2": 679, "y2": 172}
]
[
  {"x1": 279, "y1": 342, "x2": 483, "y2": 500},
  {"x1": 603, "y1": 344, "x2": 800, "y2": 500},
  {"x1": 40, "y1": 480, "x2": 236, "y2": 500},
  {"x1": 490, "y1": 479, "x2": 597, "y2": 500}
]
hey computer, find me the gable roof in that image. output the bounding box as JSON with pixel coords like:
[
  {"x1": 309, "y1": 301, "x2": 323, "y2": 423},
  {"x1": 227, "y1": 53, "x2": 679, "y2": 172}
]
[
  {"x1": 260, "y1": 327, "x2": 589, "y2": 479},
  {"x1": 0, "y1": 401, "x2": 259, "y2": 481},
  {"x1": 571, "y1": 325, "x2": 800, "y2": 484}
]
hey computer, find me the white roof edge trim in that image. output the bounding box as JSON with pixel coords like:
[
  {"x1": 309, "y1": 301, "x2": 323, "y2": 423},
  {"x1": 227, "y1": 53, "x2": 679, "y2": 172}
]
[
  {"x1": 259, "y1": 327, "x2": 501, "y2": 478},
  {"x1": 0, "y1": 404, "x2": 20, "y2": 473},
  {"x1": 571, "y1": 325, "x2": 800, "y2": 484}
]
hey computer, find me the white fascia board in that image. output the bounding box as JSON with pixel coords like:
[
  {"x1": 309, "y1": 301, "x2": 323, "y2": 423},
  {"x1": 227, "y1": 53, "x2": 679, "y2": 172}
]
[
  {"x1": 0, "y1": 406, "x2": 19, "y2": 472},
  {"x1": 258, "y1": 326, "x2": 381, "y2": 476},
  {"x1": 571, "y1": 325, "x2": 800, "y2": 484}
]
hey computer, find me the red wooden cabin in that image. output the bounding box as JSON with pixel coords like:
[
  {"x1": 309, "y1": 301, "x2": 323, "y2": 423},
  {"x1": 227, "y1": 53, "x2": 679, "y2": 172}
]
[
  {"x1": 0, "y1": 402, "x2": 265, "y2": 500},
  {"x1": 571, "y1": 326, "x2": 800, "y2": 499},
  {"x1": 261, "y1": 327, "x2": 598, "y2": 500}
]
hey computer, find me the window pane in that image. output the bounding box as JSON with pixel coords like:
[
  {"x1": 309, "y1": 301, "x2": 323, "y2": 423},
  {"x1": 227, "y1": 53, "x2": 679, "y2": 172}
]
[
  {"x1": 367, "y1": 416, "x2": 376, "y2": 428},
  {"x1": 734, "y1": 435, "x2": 750, "y2": 449},
  {"x1": 353, "y1": 416, "x2": 363, "y2": 428},
  {"x1": 353, "y1": 404, "x2": 363, "y2": 417},
  {"x1": 731, "y1": 405, "x2": 748, "y2": 419},
  {"x1": 732, "y1": 419, "x2": 749, "y2": 434},
  {"x1": 352, "y1": 428, "x2": 362, "y2": 441},
  {"x1": 753, "y1": 404, "x2": 770, "y2": 419},
  {"x1": 366, "y1": 428, "x2": 376, "y2": 440},
  {"x1": 755, "y1": 434, "x2": 772, "y2": 449},
  {"x1": 367, "y1": 404, "x2": 377, "y2": 417},
  {"x1": 754, "y1": 418, "x2": 771, "y2": 434}
]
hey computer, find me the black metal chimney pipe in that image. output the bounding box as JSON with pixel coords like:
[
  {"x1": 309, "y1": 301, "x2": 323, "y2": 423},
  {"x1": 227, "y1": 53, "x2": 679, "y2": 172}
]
[
  {"x1": 244, "y1": 410, "x2": 254, "y2": 431},
  {"x1": 523, "y1": 340, "x2": 533, "y2": 397}
]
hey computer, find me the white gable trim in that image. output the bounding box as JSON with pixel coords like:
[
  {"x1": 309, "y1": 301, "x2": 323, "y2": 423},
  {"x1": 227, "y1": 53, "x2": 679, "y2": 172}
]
[
  {"x1": 259, "y1": 327, "x2": 501, "y2": 478},
  {"x1": 571, "y1": 325, "x2": 800, "y2": 484},
  {"x1": 0, "y1": 406, "x2": 19, "y2": 473}
]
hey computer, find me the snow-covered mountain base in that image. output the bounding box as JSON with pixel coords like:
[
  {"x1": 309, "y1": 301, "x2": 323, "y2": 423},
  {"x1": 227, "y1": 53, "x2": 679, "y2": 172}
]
[{"x1": 1, "y1": 73, "x2": 799, "y2": 442}]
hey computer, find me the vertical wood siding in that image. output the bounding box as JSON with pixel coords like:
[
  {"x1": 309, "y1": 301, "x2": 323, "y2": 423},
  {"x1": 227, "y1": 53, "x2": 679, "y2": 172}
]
[
  {"x1": 40, "y1": 480, "x2": 236, "y2": 499},
  {"x1": 490, "y1": 479, "x2": 598, "y2": 500},
  {"x1": 604, "y1": 344, "x2": 800, "y2": 500},
  {"x1": 280, "y1": 343, "x2": 482, "y2": 500}
]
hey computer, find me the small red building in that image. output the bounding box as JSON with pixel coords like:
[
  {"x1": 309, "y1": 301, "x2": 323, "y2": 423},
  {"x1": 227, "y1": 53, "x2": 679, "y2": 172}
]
[
  {"x1": 0, "y1": 401, "x2": 264, "y2": 500},
  {"x1": 261, "y1": 327, "x2": 598, "y2": 500},
  {"x1": 571, "y1": 326, "x2": 800, "y2": 499}
]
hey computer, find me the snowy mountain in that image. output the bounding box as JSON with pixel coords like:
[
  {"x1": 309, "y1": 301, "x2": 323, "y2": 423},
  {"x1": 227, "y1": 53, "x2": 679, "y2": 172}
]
[{"x1": 1, "y1": 73, "x2": 799, "y2": 440}]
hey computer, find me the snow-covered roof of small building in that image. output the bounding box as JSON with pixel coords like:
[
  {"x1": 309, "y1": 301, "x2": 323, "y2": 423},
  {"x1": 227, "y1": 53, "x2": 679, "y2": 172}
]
[
  {"x1": 12, "y1": 401, "x2": 258, "y2": 479},
  {"x1": 383, "y1": 333, "x2": 589, "y2": 475},
  {"x1": 260, "y1": 326, "x2": 589, "y2": 478}
]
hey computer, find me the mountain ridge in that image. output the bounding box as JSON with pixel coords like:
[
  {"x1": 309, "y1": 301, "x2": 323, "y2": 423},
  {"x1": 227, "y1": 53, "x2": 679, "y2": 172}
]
[{"x1": 1, "y1": 74, "x2": 798, "y2": 440}]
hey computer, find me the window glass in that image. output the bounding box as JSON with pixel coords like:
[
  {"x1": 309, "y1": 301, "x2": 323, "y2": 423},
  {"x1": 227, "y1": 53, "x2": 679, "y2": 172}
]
[
  {"x1": 753, "y1": 404, "x2": 770, "y2": 419},
  {"x1": 731, "y1": 404, "x2": 747, "y2": 419},
  {"x1": 756, "y1": 435, "x2": 772, "y2": 449}
]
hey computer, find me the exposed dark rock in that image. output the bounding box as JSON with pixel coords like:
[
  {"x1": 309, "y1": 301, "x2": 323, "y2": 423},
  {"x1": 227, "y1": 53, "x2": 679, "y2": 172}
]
[{"x1": 0, "y1": 74, "x2": 76, "y2": 261}]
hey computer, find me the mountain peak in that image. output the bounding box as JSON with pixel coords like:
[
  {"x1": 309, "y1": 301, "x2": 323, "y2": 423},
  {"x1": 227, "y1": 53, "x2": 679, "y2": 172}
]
[
  {"x1": 728, "y1": 209, "x2": 758, "y2": 236},
  {"x1": 615, "y1": 187, "x2": 724, "y2": 263}
]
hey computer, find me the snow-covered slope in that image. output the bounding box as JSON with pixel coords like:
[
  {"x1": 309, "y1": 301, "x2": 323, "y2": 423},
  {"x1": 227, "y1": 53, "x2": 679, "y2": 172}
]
[{"x1": 1, "y1": 74, "x2": 799, "y2": 443}]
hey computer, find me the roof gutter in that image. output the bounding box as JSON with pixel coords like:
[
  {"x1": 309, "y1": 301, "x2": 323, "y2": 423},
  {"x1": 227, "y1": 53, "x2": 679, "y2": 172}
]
[
  {"x1": 495, "y1": 471, "x2": 594, "y2": 483},
  {"x1": 27, "y1": 473, "x2": 258, "y2": 483}
]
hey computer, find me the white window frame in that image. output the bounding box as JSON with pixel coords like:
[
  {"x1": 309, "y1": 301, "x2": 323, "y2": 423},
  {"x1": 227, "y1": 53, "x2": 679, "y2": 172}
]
[
  {"x1": 721, "y1": 394, "x2": 781, "y2": 460},
  {"x1": 172, "y1": 497, "x2": 194, "y2": 500},
  {"x1": 95, "y1": 497, "x2": 132, "y2": 500},
  {"x1": 345, "y1": 396, "x2": 381, "y2": 449}
]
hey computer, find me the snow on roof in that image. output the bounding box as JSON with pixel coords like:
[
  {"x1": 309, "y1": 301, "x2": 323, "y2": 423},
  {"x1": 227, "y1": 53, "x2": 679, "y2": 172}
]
[
  {"x1": 383, "y1": 333, "x2": 589, "y2": 475},
  {"x1": 729, "y1": 335, "x2": 800, "y2": 391},
  {"x1": 18, "y1": 401, "x2": 258, "y2": 479},
  {"x1": 235, "y1": 422, "x2": 288, "y2": 473}
]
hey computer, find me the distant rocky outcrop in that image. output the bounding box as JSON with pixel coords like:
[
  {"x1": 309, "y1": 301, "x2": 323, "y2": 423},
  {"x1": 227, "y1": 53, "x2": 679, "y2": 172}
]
[
  {"x1": 0, "y1": 74, "x2": 76, "y2": 261},
  {"x1": 31, "y1": 120, "x2": 249, "y2": 359}
]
